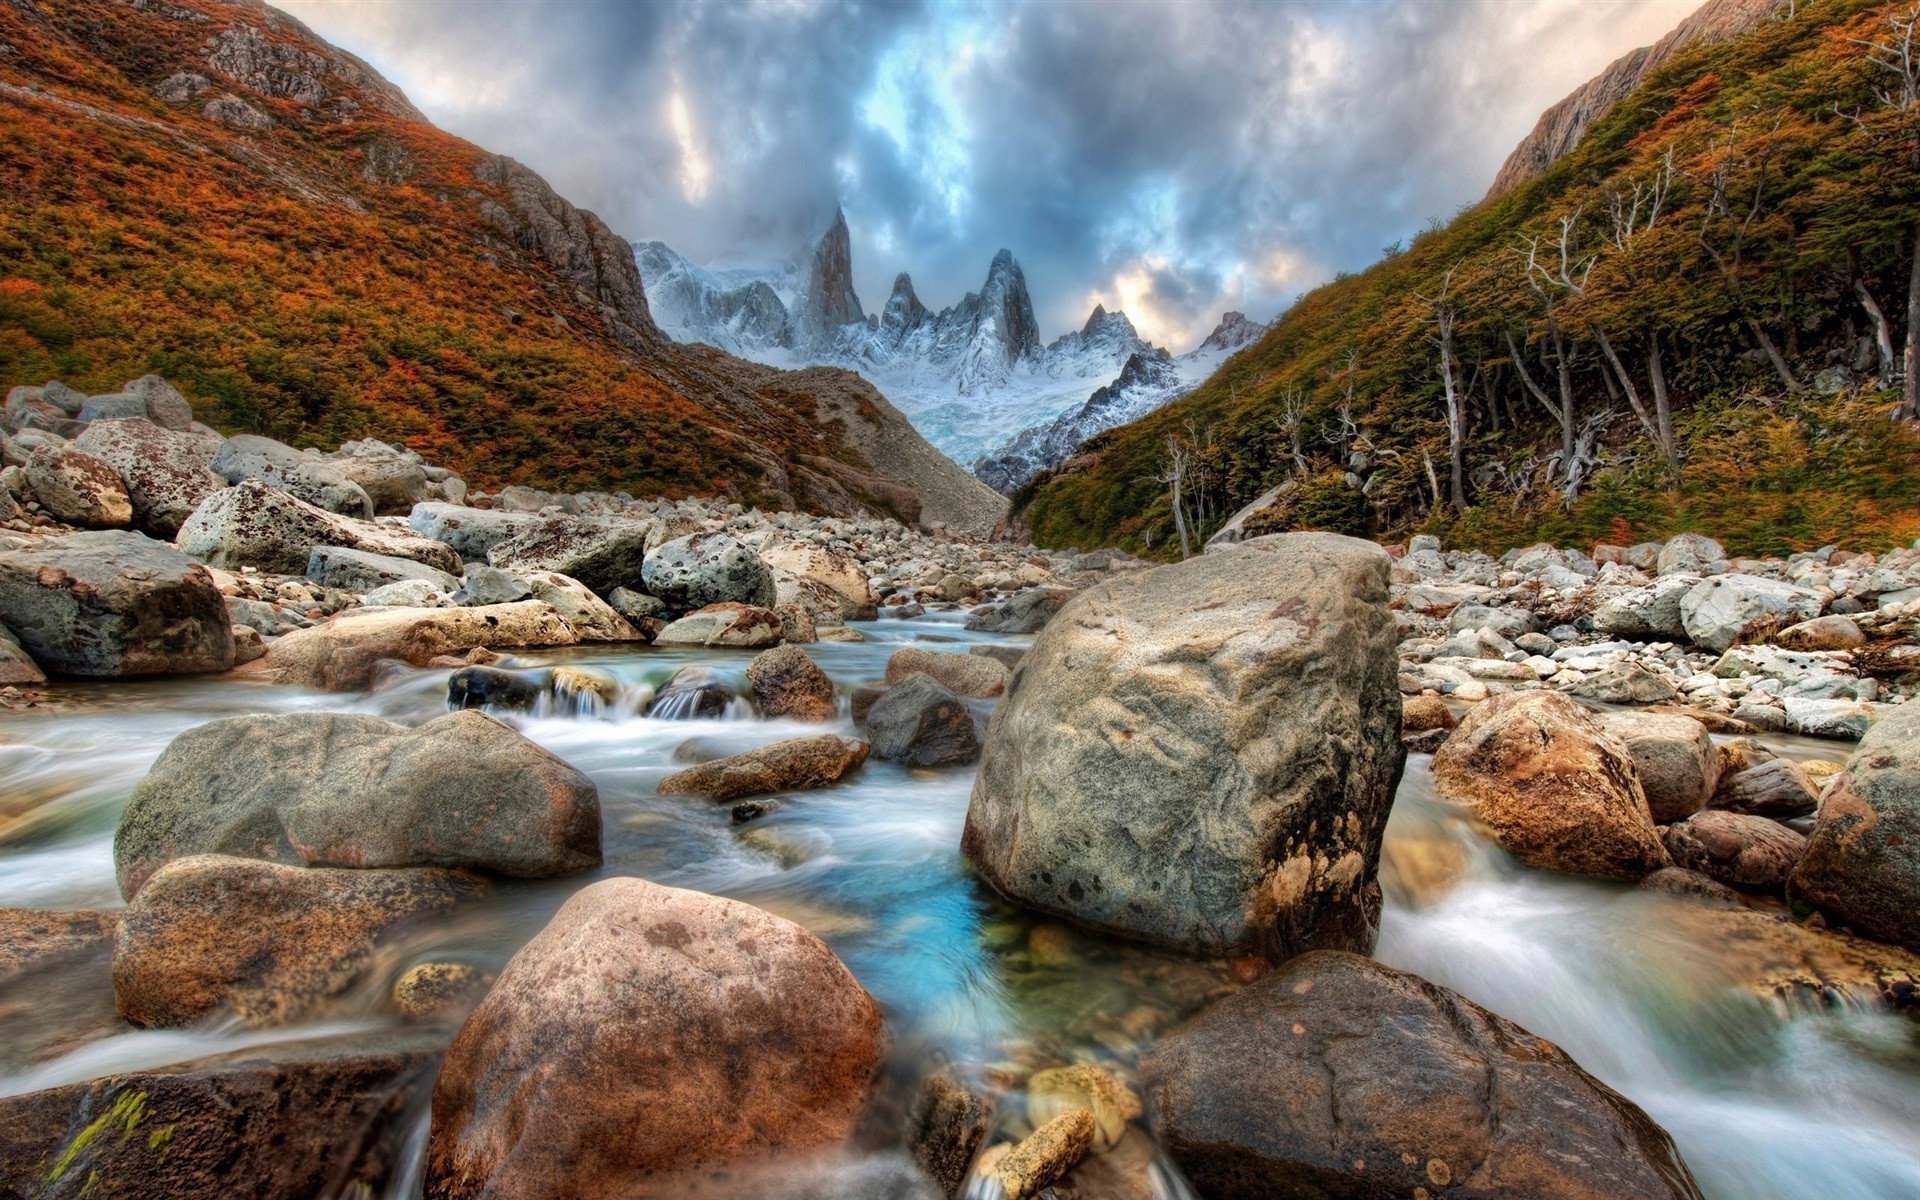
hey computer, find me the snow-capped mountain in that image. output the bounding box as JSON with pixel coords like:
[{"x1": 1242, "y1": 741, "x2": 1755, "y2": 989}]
[
  {"x1": 971, "y1": 310, "x2": 1270, "y2": 494},
  {"x1": 636, "y1": 210, "x2": 1158, "y2": 464}
]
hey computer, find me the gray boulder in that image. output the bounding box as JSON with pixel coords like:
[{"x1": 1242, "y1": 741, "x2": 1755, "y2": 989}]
[
  {"x1": 177, "y1": 479, "x2": 461, "y2": 575},
  {"x1": 307, "y1": 545, "x2": 459, "y2": 594},
  {"x1": 1679, "y1": 574, "x2": 1822, "y2": 652},
  {"x1": 71, "y1": 418, "x2": 223, "y2": 536},
  {"x1": 519, "y1": 571, "x2": 641, "y2": 642},
  {"x1": 121, "y1": 375, "x2": 196, "y2": 431},
  {"x1": 24, "y1": 443, "x2": 132, "y2": 528},
  {"x1": 489, "y1": 517, "x2": 657, "y2": 597},
  {"x1": 1657, "y1": 532, "x2": 1727, "y2": 577},
  {"x1": 0, "y1": 530, "x2": 234, "y2": 676},
  {"x1": 114, "y1": 709, "x2": 601, "y2": 899},
  {"x1": 964, "y1": 533, "x2": 1403, "y2": 959},
  {"x1": 76, "y1": 392, "x2": 149, "y2": 424},
  {"x1": 1790, "y1": 703, "x2": 1920, "y2": 948},
  {"x1": 1592, "y1": 575, "x2": 1698, "y2": 641},
  {"x1": 325, "y1": 440, "x2": 429, "y2": 515},
  {"x1": 453, "y1": 564, "x2": 533, "y2": 606},
  {"x1": 213, "y1": 434, "x2": 374, "y2": 518},
  {"x1": 641, "y1": 532, "x2": 775, "y2": 611},
  {"x1": 964, "y1": 586, "x2": 1071, "y2": 634},
  {"x1": 407, "y1": 501, "x2": 544, "y2": 562},
  {"x1": 865, "y1": 673, "x2": 980, "y2": 767},
  {"x1": 1565, "y1": 661, "x2": 1679, "y2": 705}
]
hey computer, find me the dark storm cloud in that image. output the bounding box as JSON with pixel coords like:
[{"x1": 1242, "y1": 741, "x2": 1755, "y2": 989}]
[{"x1": 281, "y1": 0, "x2": 1698, "y2": 349}]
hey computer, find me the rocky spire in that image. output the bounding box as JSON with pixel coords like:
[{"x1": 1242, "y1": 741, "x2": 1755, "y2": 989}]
[
  {"x1": 1197, "y1": 310, "x2": 1268, "y2": 354},
  {"x1": 975, "y1": 249, "x2": 1041, "y2": 364},
  {"x1": 881, "y1": 272, "x2": 928, "y2": 335},
  {"x1": 788, "y1": 207, "x2": 865, "y2": 351}
]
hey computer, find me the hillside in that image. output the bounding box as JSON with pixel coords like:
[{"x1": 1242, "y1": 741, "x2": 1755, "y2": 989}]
[
  {"x1": 1013, "y1": 0, "x2": 1920, "y2": 558},
  {"x1": 0, "y1": 0, "x2": 1006, "y2": 533}
]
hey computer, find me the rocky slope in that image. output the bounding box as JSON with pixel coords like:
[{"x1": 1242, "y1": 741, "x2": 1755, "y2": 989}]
[{"x1": 0, "y1": 0, "x2": 1004, "y2": 534}]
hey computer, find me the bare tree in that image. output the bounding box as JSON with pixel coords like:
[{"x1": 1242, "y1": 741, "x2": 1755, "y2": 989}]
[
  {"x1": 1155, "y1": 436, "x2": 1193, "y2": 559},
  {"x1": 1516, "y1": 212, "x2": 1595, "y2": 489},
  {"x1": 1418, "y1": 264, "x2": 1469, "y2": 513},
  {"x1": 1275, "y1": 389, "x2": 1310, "y2": 477},
  {"x1": 1696, "y1": 126, "x2": 1804, "y2": 394},
  {"x1": 1847, "y1": 4, "x2": 1920, "y2": 417}
]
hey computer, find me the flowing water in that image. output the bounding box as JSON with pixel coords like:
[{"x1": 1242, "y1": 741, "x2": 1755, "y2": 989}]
[{"x1": 1, "y1": 610, "x2": 1917, "y2": 1198}]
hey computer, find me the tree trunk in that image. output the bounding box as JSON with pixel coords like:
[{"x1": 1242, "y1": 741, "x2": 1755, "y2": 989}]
[
  {"x1": 1904, "y1": 219, "x2": 1920, "y2": 419},
  {"x1": 1437, "y1": 322, "x2": 1467, "y2": 514},
  {"x1": 1746, "y1": 316, "x2": 1802, "y2": 394},
  {"x1": 1592, "y1": 325, "x2": 1661, "y2": 453},
  {"x1": 1169, "y1": 466, "x2": 1190, "y2": 560},
  {"x1": 1854, "y1": 275, "x2": 1897, "y2": 387},
  {"x1": 1551, "y1": 326, "x2": 1580, "y2": 502},
  {"x1": 1646, "y1": 333, "x2": 1680, "y2": 478}
]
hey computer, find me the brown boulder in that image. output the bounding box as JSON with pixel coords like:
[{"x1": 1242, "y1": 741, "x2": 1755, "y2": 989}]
[
  {"x1": 746, "y1": 643, "x2": 837, "y2": 721},
  {"x1": 112, "y1": 854, "x2": 486, "y2": 1028},
  {"x1": 1401, "y1": 693, "x2": 1456, "y2": 733},
  {"x1": 885, "y1": 645, "x2": 1009, "y2": 698},
  {"x1": 1597, "y1": 710, "x2": 1720, "y2": 824},
  {"x1": 656, "y1": 734, "x2": 869, "y2": 803},
  {"x1": 1710, "y1": 758, "x2": 1820, "y2": 820},
  {"x1": 24, "y1": 443, "x2": 132, "y2": 528},
  {"x1": 1661, "y1": 810, "x2": 1806, "y2": 892},
  {"x1": 260, "y1": 600, "x2": 580, "y2": 690},
  {"x1": 425, "y1": 877, "x2": 884, "y2": 1199},
  {"x1": 1142, "y1": 951, "x2": 1703, "y2": 1200},
  {"x1": 1432, "y1": 691, "x2": 1669, "y2": 879},
  {"x1": 0, "y1": 907, "x2": 117, "y2": 983},
  {"x1": 1790, "y1": 702, "x2": 1920, "y2": 949}
]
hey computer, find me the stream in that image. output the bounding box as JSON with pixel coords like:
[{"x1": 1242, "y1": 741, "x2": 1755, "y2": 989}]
[{"x1": 1, "y1": 610, "x2": 1917, "y2": 1199}]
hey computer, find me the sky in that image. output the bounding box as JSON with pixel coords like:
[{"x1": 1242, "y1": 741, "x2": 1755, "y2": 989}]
[{"x1": 280, "y1": 0, "x2": 1702, "y2": 352}]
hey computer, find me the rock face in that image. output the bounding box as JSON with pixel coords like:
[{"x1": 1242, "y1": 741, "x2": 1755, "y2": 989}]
[
  {"x1": 113, "y1": 854, "x2": 486, "y2": 1027},
  {"x1": 115, "y1": 710, "x2": 600, "y2": 898},
  {"x1": 178, "y1": 479, "x2": 461, "y2": 575},
  {"x1": 1662, "y1": 811, "x2": 1805, "y2": 891},
  {"x1": 0, "y1": 530, "x2": 235, "y2": 676},
  {"x1": 865, "y1": 673, "x2": 981, "y2": 767},
  {"x1": 425, "y1": 877, "x2": 885, "y2": 1200},
  {"x1": 24, "y1": 443, "x2": 134, "y2": 527},
  {"x1": 965, "y1": 534, "x2": 1403, "y2": 960},
  {"x1": 642, "y1": 532, "x2": 777, "y2": 611},
  {"x1": 1791, "y1": 703, "x2": 1920, "y2": 949},
  {"x1": 0, "y1": 1031, "x2": 440, "y2": 1200},
  {"x1": 656, "y1": 735, "x2": 870, "y2": 803},
  {"x1": 71, "y1": 418, "x2": 223, "y2": 536},
  {"x1": 262, "y1": 600, "x2": 579, "y2": 690},
  {"x1": 1143, "y1": 951, "x2": 1704, "y2": 1200},
  {"x1": 1432, "y1": 691, "x2": 1669, "y2": 880},
  {"x1": 746, "y1": 644, "x2": 837, "y2": 720}
]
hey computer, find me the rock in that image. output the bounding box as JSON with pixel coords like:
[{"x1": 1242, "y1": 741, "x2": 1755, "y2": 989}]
[
  {"x1": 965, "y1": 534, "x2": 1401, "y2": 959},
  {"x1": 746, "y1": 644, "x2": 837, "y2": 721},
  {"x1": 1782, "y1": 696, "x2": 1875, "y2": 740},
  {"x1": 763, "y1": 541, "x2": 874, "y2": 610},
  {"x1": 1656, "y1": 532, "x2": 1725, "y2": 576},
  {"x1": 656, "y1": 735, "x2": 870, "y2": 802},
  {"x1": 1027, "y1": 1064, "x2": 1141, "y2": 1153},
  {"x1": 230, "y1": 622, "x2": 265, "y2": 664},
  {"x1": 964, "y1": 586, "x2": 1070, "y2": 633},
  {"x1": 307, "y1": 544, "x2": 460, "y2": 594},
  {"x1": 75, "y1": 391, "x2": 149, "y2": 424},
  {"x1": 648, "y1": 664, "x2": 735, "y2": 719},
  {"x1": 1401, "y1": 693, "x2": 1456, "y2": 733},
  {"x1": 0, "y1": 908, "x2": 117, "y2": 983},
  {"x1": 1596, "y1": 711, "x2": 1720, "y2": 824},
  {"x1": 261, "y1": 601, "x2": 579, "y2": 690},
  {"x1": 424, "y1": 877, "x2": 884, "y2": 1200},
  {"x1": 113, "y1": 854, "x2": 486, "y2": 1028},
  {"x1": 1774, "y1": 614, "x2": 1867, "y2": 651},
  {"x1": 518, "y1": 571, "x2": 641, "y2": 642},
  {"x1": 641, "y1": 532, "x2": 776, "y2": 612},
  {"x1": 325, "y1": 440, "x2": 429, "y2": 514},
  {"x1": 549, "y1": 666, "x2": 622, "y2": 712},
  {"x1": 115, "y1": 710, "x2": 600, "y2": 897},
  {"x1": 990, "y1": 1110, "x2": 1095, "y2": 1200},
  {"x1": 1790, "y1": 702, "x2": 1920, "y2": 949},
  {"x1": 970, "y1": 644, "x2": 1026, "y2": 672},
  {"x1": 1710, "y1": 758, "x2": 1820, "y2": 819},
  {"x1": 1142, "y1": 951, "x2": 1703, "y2": 1200},
  {"x1": 885, "y1": 646, "x2": 1010, "y2": 698},
  {"x1": 0, "y1": 530, "x2": 234, "y2": 676},
  {"x1": 179, "y1": 479, "x2": 461, "y2": 575},
  {"x1": 1432, "y1": 691, "x2": 1668, "y2": 880},
  {"x1": 0, "y1": 626, "x2": 46, "y2": 684},
  {"x1": 4, "y1": 383, "x2": 73, "y2": 432},
  {"x1": 866, "y1": 673, "x2": 979, "y2": 767},
  {"x1": 452, "y1": 563, "x2": 532, "y2": 605},
  {"x1": 70, "y1": 418, "x2": 222, "y2": 536},
  {"x1": 487, "y1": 517, "x2": 656, "y2": 597},
  {"x1": 1640, "y1": 866, "x2": 1741, "y2": 904},
  {"x1": 408, "y1": 501, "x2": 545, "y2": 562},
  {"x1": 361, "y1": 579, "x2": 453, "y2": 607},
  {"x1": 1661, "y1": 811, "x2": 1806, "y2": 892},
  {"x1": 1650, "y1": 899, "x2": 1920, "y2": 1010},
  {"x1": 1679, "y1": 574, "x2": 1822, "y2": 652},
  {"x1": 653, "y1": 601, "x2": 782, "y2": 648},
  {"x1": 907, "y1": 1067, "x2": 996, "y2": 1197},
  {"x1": 393, "y1": 962, "x2": 489, "y2": 1023},
  {"x1": 1565, "y1": 660, "x2": 1679, "y2": 705},
  {"x1": 448, "y1": 665, "x2": 546, "y2": 712},
  {"x1": 1593, "y1": 575, "x2": 1698, "y2": 641},
  {"x1": 24, "y1": 443, "x2": 133, "y2": 527},
  {"x1": 212, "y1": 434, "x2": 374, "y2": 517},
  {"x1": 607, "y1": 585, "x2": 666, "y2": 623},
  {"x1": 775, "y1": 601, "x2": 818, "y2": 643},
  {"x1": 121, "y1": 374, "x2": 195, "y2": 430},
  {"x1": 1447, "y1": 603, "x2": 1535, "y2": 639},
  {"x1": 0, "y1": 1031, "x2": 440, "y2": 1200}
]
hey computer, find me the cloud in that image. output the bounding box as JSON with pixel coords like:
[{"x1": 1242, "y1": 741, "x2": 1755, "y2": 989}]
[{"x1": 279, "y1": 0, "x2": 1700, "y2": 350}]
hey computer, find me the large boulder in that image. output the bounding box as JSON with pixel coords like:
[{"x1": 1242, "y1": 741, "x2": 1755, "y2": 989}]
[
  {"x1": 1596, "y1": 711, "x2": 1720, "y2": 824},
  {"x1": 261, "y1": 601, "x2": 579, "y2": 690},
  {"x1": 71, "y1": 418, "x2": 222, "y2": 536},
  {"x1": 24, "y1": 443, "x2": 132, "y2": 528},
  {"x1": 1662, "y1": 811, "x2": 1805, "y2": 892},
  {"x1": 885, "y1": 646, "x2": 1009, "y2": 698},
  {"x1": 0, "y1": 530, "x2": 234, "y2": 676},
  {"x1": 964, "y1": 586, "x2": 1071, "y2": 634},
  {"x1": 1679, "y1": 574, "x2": 1822, "y2": 652},
  {"x1": 408, "y1": 501, "x2": 545, "y2": 562},
  {"x1": 114, "y1": 710, "x2": 600, "y2": 897},
  {"x1": 212, "y1": 434, "x2": 374, "y2": 517},
  {"x1": 1432, "y1": 691, "x2": 1669, "y2": 880},
  {"x1": 307, "y1": 544, "x2": 460, "y2": 594},
  {"x1": 656, "y1": 734, "x2": 870, "y2": 802},
  {"x1": 518, "y1": 571, "x2": 641, "y2": 641},
  {"x1": 964, "y1": 533, "x2": 1403, "y2": 960},
  {"x1": 653, "y1": 601, "x2": 782, "y2": 648},
  {"x1": 866, "y1": 673, "x2": 980, "y2": 767},
  {"x1": 178, "y1": 479, "x2": 461, "y2": 575},
  {"x1": 746, "y1": 644, "x2": 837, "y2": 721},
  {"x1": 1711, "y1": 757, "x2": 1820, "y2": 819},
  {"x1": 641, "y1": 532, "x2": 777, "y2": 611},
  {"x1": 1142, "y1": 951, "x2": 1703, "y2": 1200},
  {"x1": 113, "y1": 854, "x2": 486, "y2": 1027},
  {"x1": 325, "y1": 439, "x2": 429, "y2": 514},
  {"x1": 763, "y1": 541, "x2": 874, "y2": 611},
  {"x1": 0, "y1": 1032, "x2": 440, "y2": 1200},
  {"x1": 121, "y1": 373, "x2": 196, "y2": 430},
  {"x1": 1790, "y1": 703, "x2": 1920, "y2": 949},
  {"x1": 425, "y1": 878, "x2": 884, "y2": 1200},
  {"x1": 1592, "y1": 575, "x2": 1698, "y2": 641},
  {"x1": 487, "y1": 517, "x2": 656, "y2": 597}
]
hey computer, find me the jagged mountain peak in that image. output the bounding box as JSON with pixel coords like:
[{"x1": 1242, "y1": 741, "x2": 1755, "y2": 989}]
[
  {"x1": 789, "y1": 206, "x2": 864, "y2": 350},
  {"x1": 1197, "y1": 310, "x2": 1268, "y2": 354}
]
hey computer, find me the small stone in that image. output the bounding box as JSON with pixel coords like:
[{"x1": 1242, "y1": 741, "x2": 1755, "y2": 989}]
[{"x1": 991, "y1": 1109, "x2": 1094, "y2": 1200}]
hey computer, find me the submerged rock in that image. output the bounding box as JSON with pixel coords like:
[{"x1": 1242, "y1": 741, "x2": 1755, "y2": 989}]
[
  {"x1": 1142, "y1": 951, "x2": 1703, "y2": 1200},
  {"x1": 1791, "y1": 702, "x2": 1920, "y2": 950},
  {"x1": 113, "y1": 854, "x2": 486, "y2": 1027},
  {"x1": 115, "y1": 710, "x2": 600, "y2": 897},
  {"x1": 425, "y1": 877, "x2": 884, "y2": 1199},
  {"x1": 447, "y1": 664, "x2": 546, "y2": 712},
  {"x1": 1433, "y1": 691, "x2": 1668, "y2": 880},
  {"x1": 655, "y1": 734, "x2": 869, "y2": 803},
  {"x1": 965, "y1": 534, "x2": 1402, "y2": 960},
  {"x1": 648, "y1": 664, "x2": 736, "y2": 719}
]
